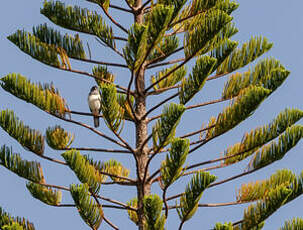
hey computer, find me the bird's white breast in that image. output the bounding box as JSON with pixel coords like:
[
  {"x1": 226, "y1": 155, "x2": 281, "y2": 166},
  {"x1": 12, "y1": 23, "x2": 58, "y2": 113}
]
[{"x1": 88, "y1": 94, "x2": 101, "y2": 114}]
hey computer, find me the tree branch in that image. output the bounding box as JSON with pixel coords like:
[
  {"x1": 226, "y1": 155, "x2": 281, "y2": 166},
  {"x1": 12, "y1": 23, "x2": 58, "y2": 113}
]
[
  {"x1": 146, "y1": 47, "x2": 184, "y2": 68},
  {"x1": 144, "y1": 93, "x2": 178, "y2": 120},
  {"x1": 95, "y1": 37, "x2": 125, "y2": 58},
  {"x1": 147, "y1": 58, "x2": 185, "y2": 69},
  {"x1": 100, "y1": 5, "x2": 128, "y2": 34},
  {"x1": 72, "y1": 56, "x2": 128, "y2": 68},
  {"x1": 109, "y1": 4, "x2": 133, "y2": 13},
  {"x1": 46, "y1": 112, "x2": 130, "y2": 150},
  {"x1": 62, "y1": 147, "x2": 132, "y2": 154}
]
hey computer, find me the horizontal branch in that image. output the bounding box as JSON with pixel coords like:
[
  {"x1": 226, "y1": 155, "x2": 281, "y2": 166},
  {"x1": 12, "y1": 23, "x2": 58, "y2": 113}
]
[
  {"x1": 62, "y1": 147, "x2": 132, "y2": 154},
  {"x1": 47, "y1": 112, "x2": 130, "y2": 150},
  {"x1": 180, "y1": 124, "x2": 215, "y2": 139},
  {"x1": 56, "y1": 203, "x2": 131, "y2": 210},
  {"x1": 146, "y1": 47, "x2": 184, "y2": 68},
  {"x1": 167, "y1": 200, "x2": 249, "y2": 209},
  {"x1": 109, "y1": 4, "x2": 133, "y2": 13},
  {"x1": 72, "y1": 57, "x2": 128, "y2": 68},
  {"x1": 30, "y1": 180, "x2": 136, "y2": 210},
  {"x1": 54, "y1": 65, "x2": 131, "y2": 94},
  {"x1": 147, "y1": 58, "x2": 185, "y2": 69}
]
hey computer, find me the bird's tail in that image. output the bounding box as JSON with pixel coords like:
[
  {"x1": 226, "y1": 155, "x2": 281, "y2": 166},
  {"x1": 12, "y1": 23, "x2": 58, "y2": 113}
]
[{"x1": 94, "y1": 116, "x2": 99, "y2": 128}]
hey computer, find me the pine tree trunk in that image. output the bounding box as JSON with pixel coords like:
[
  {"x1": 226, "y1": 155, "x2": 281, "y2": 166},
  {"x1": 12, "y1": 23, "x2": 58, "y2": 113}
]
[
  {"x1": 133, "y1": 3, "x2": 150, "y2": 229},
  {"x1": 135, "y1": 66, "x2": 151, "y2": 230}
]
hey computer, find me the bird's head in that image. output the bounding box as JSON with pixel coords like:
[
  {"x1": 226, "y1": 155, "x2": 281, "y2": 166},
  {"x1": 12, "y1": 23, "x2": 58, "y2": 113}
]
[{"x1": 90, "y1": 86, "x2": 99, "y2": 92}]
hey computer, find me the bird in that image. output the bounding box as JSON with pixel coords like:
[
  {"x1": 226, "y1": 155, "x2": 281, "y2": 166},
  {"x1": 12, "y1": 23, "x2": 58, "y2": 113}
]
[{"x1": 88, "y1": 86, "x2": 101, "y2": 128}]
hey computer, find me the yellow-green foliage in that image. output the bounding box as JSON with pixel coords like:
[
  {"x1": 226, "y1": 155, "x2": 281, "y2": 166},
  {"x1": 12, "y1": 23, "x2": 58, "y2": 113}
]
[
  {"x1": 208, "y1": 86, "x2": 271, "y2": 138},
  {"x1": 161, "y1": 138, "x2": 189, "y2": 188},
  {"x1": 223, "y1": 108, "x2": 303, "y2": 165},
  {"x1": 62, "y1": 150, "x2": 106, "y2": 194},
  {"x1": 235, "y1": 185, "x2": 291, "y2": 230},
  {"x1": 33, "y1": 23, "x2": 86, "y2": 59},
  {"x1": 100, "y1": 83, "x2": 125, "y2": 132},
  {"x1": 0, "y1": 110, "x2": 44, "y2": 155},
  {"x1": 0, "y1": 145, "x2": 44, "y2": 183},
  {"x1": 179, "y1": 56, "x2": 217, "y2": 104},
  {"x1": 184, "y1": 9, "x2": 232, "y2": 58},
  {"x1": 143, "y1": 194, "x2": 166, "y2": 230},
  {"x1": 26, "y1": 182, "x2": 62, "y2": 206},
  {"x1": 153, "y1": 103, "x2": 186, "y2": 150},
  {"x1": 41, "y1": 1, "x2": 114, "y2": 48},
  {"x1": 135, "y1": 4, "x2": 174, "y2": 70},
  {"x1": 0, "y1": 73, "x2": 68, "y2": 117},
  {"x1": 248, "y1": 125, "x2": 303, "y2": 171},
  {"x1": 177, "y1": 171, "x2": 216, "y2": 222},
  {"x1": 217, "y1": 36, "x2": 273, "y2": 75},
  {"x1": 46, "y1": 125, "x2": 74, "y2": 150},
  {"x1": 0, "y1": 207, "x2": 35, "y2": 230},
  {"x1": 127, "y1": 198, "x2": 138, "y2": 225},
  {"x1": 70, "y1": 183, "x2": 103, "y2": 230},
  {"x1": 92, "y1": 65, "x2": 115, "y2": 86},
  {"x1": 280, "y1": 218, "x2": 303, "y2": 230},
  {"x1": 151, "y1": 64, "x2": 186, "y2": 90},
  {"x1": 222, "y1": 58, "x2": 290, "y2": 99}
]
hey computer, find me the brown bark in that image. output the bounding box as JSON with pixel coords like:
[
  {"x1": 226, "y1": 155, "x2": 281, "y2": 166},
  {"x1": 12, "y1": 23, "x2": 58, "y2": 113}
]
[{"x1": 133, "y1": 2, "x2": 151, "y2": 229}]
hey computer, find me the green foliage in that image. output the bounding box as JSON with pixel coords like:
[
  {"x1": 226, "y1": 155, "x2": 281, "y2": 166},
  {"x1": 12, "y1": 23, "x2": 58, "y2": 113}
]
[
  {"x1": 87, "y1": 0, "x2": 110, "y2": 11},
  {"x1": 210, "y1": 38, "x2": 238, "y2": 70},
  {"x1": 0, "y1": 207, "x2": 35, "y2": 230},
  {"x1": 117, "y1": 93, "x2": 135, "y2": 120},
  {"x1": 0, "y1": 110, "x2": 44, "y2": 155},
  {"x1": 92, "y1": 65, "x2": 115, "y2": 86},
  {"x1": 207, "y1": 86, "x2": 271, "y2": 139},
  {"x1": 135, "y1": 4, "x2": 174, "y2": 71},
  {"x1": 7, "y1": 30, "x2": 62, "y2": 68},
  {"x1": 26, "y1": 182, "x2": 62, "y2": 206},
  {"x1": 126, "y1": 198, "x2": 138, "y2": 225},
  {"x1": 214, "y1": 222, "x2": 233, "y2": 230},
  {"x1": 237, "y1": 169, "x2": 296, "y2": 202},
  {"x1": 2, "y1": 222, "x2": 23, "y2": 230},
  {"x1": 41, "y1": 1, "x2": 114, "y2": 48},
  {"x1": 85, "y1": 156, "x2": 130, "y2": 182},
  {"x1": 179, "y1": 55, "x2": 217, "y2": 104},
  {"x1": 159, "y1": 0, "x2": 187, "y2": 23},
  {"x1": 143, "y1": 194, "x2": 166, "y2": 230},
  {"x1": 215, "y1": 0, "x2": 239, "y2": 15},
  {"x1": 160, "y1": 138, "x2": 189, "y2": 188},
  {"x1": 223, "y1": 108, "x2": 303, "y2": 165},
  {"x1": 151, "y1": 64, "x2": 186, "y2": 90},
  {"x1": 123, "y1": 23, "x2": 146, "y2": 69},
  {"x1": 235, "y1": 185, "x2": 291, "y2": 230},
  {"x1": 0, "y1": 73, "x2": 68, "y2": 117},
  {"x1": 70, "y1": 183, "x2": 103, "y2": 230},
  {"x1": 280, "y1": 218, "x2": 303, "y2": 230},
  {"x1": 248, "y1": 125, "x2": 303, "y2": 171},
  {"x1": 99, "y1": 84, "x2": 125, "y2": 132},
  {"x1": 62, "y1": 150, "x2": 105, "y2": 194},
  {"x1": 184, "y1": 9, "x2": 232, "y2": 58},
  {"x1": 46, "y1": 125, "x2": 74, "y2": 150},
  {"x1": 0, "y1": 145, "x2": 44, "y2": 183},
  {"x1": 177, "y1": 171, "x2": 217, "y2": 222},
  {"x1": 147, "y1": 35, "x2": 179, "y2": 62},
  {"x1": 222, "y1": 58, "x2": 290, "y2": 99},
  {"x1": 189, "y1": 0, "x2": 218, "y2": 15},
  {"x1": 33, "y1": 23, "x2": 86, "y2": 60},
  {"x1": 152, "y1": 103, "x2": 186, "y2": 150},
  {"x1": 217, "y1": 37, "x2": 273, "y2": 75}
]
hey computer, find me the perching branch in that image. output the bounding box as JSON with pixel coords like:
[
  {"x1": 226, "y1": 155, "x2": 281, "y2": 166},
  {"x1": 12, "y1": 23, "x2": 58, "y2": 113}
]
[
  {"x1": 100, "y1": 5, "x2": 128, "y2": 34},
  {"x1": 46, "y1": 111, "x2": 130, "y2": 150}
]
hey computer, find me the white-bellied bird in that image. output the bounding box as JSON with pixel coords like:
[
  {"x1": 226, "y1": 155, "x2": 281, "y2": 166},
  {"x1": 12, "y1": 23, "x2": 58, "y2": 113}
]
[{"x1": 88, "y1": 86, "x2": 101, "y2": 127}]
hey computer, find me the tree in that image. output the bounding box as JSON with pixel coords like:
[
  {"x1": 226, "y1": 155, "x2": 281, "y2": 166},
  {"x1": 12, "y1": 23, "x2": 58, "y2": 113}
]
[{"x1": 1, "y1": 0, "x2": 303, "y2": 229}]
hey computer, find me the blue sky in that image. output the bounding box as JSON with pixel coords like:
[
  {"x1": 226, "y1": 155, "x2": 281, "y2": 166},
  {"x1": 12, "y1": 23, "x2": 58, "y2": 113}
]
[{"x1": 0, "y1": 1, "x2": 302, "y2": 229}]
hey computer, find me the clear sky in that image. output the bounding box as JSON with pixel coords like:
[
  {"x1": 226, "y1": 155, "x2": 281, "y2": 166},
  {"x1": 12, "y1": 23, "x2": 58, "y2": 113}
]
[{"x1": 0, "y1": 1, "x2": 302, "y2": 230}]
